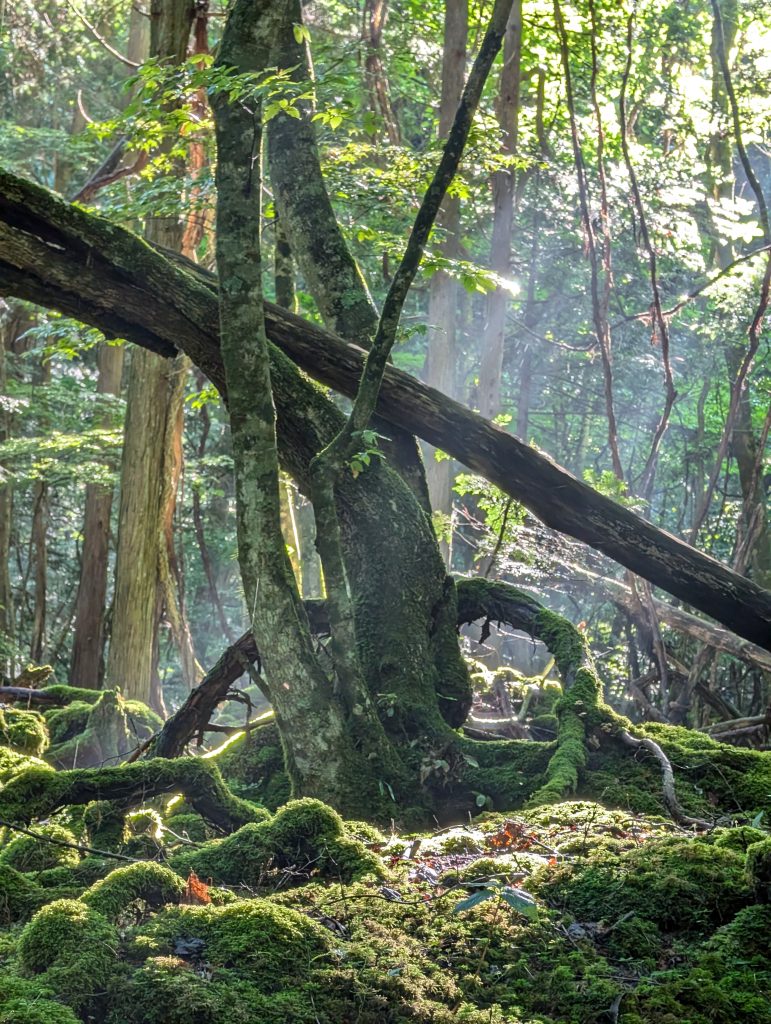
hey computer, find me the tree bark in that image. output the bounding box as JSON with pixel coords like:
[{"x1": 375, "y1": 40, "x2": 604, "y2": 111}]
[
  {"x1": 424, "y1": 0, "x2": 467, "y2": 524},
  {"x1": 478, "y1": 0, "x2": 521, "y2": 420},
  {"x1": 1, "y1": 170, "x2": 771, "y2": 649},
  {"x1": 70, "y1": 343, "x2": 124, "y2": 689}
]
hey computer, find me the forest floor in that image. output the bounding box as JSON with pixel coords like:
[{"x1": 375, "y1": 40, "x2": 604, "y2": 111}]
[{"x1": 0, "y1": 692, "x2": 770, "y2": 1023}]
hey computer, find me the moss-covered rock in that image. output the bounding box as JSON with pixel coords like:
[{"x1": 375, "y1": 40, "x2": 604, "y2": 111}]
[
  {"x1": 0, "y1": 864, "x2": 40, "y2": 924},
  {"x1": 533, "y1": 833, "x2": 751, "y2": 932},
  {"x1": 0, "y1": 707, "x2": 49, "y2": 757},
  {"x1": 214, "y1": 724, "x2": 291, "y2": 811},
  {"x1": 0, "y1": 979, "x2": 81, "y2": 1024},
  {"x1": 46, "y1": 690, "x2": 161, "y2": 769},
  {"x1": 17, "y1": 899, "x2": 119, "y2": 1011}
]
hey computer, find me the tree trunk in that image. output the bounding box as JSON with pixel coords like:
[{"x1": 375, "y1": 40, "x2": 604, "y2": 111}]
[
  {"x1": 424, "y1": 0, "x2": 467, "y2": 526},
  {"x1": 70, "y1": 342, "x2": 124, "y2": 688},
  {"x1": 29, "y1": 358, "x2": 50, "y2": 665},
  {"x1": 2, "y1": 170, "x2": 771, "y2": 648},
  {"x1": 478, "y1": 1, "x2": 521, "y2": 420},
  {"x1": 106, "y1": 0, "x2": 197, "y2": 709}
]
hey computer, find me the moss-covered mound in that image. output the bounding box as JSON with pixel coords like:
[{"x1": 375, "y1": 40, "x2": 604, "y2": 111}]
[
  {"x1": 171, "y1": 798, "x2": 383, "y2": 885},
  {"x1": 0, "y1": 796, "x2": 768, "y2": 1024}
]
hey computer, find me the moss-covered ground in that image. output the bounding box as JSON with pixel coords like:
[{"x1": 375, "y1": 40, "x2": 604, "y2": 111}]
[
  {"x1": 1, "y1": 661, "x2": 771, "y2": 1022},
  {"x1": 0, "y1": 782, "x2": 769, "y2": 1023}
]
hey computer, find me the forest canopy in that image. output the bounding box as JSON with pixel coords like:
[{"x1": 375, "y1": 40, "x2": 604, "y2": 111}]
[{"x1": 0, "y1": 1, "x2": 770, "y2": 1022}]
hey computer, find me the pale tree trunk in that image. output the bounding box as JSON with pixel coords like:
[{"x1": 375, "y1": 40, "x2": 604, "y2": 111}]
[
  {"x1": 478, "y1": 1, "x2": 521, "y2": 420},
  {"x1": 0, "y1": 310, "x2": 18, "y2": 676},
  {"x1": 424, "y1": 0, "x2": 467, "y2": 536},
  {"x1": 29, "y1": 359, "x2": 50, "y2": 664},
  {"x1": 106, "y1": 0, "x2": 194, "y2": 709},
  {"x1": 708, "y1": 0, "x2": 770, "y2": 588},
  {"x1": 69, "y1": 0, "x2": 149, "y2": 689}
]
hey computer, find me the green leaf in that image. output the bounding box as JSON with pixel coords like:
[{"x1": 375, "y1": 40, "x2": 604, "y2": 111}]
[
  {"x1": 453, "y1": 888, "x2": 495, "y2": 913},
  {"x1": 499, "y1": 887, "x2": 538, "y2": 920}
]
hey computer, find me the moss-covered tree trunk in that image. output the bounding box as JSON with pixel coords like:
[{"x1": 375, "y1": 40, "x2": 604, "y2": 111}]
[{"x1": 212, "y1": 0, "x2": 410, "y2": 817}]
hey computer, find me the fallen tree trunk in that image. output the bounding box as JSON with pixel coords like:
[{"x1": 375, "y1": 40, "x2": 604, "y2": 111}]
[{"x1": 1, "y1": 168, "x2": 770, "y2": 648}]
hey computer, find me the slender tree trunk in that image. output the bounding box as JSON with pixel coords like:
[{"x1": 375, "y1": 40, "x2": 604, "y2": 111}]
[
  {"x1": 362, "y1": 0, "x2": 400, "y2": 146},
  {"x1": 478, "y1": 1, "x2": 521, "y2": 420},
  {"x1": 70, "y1": 343, "x2": 124, "y2": 688},
  {"x1": 424, "y1": 0, "x2": 467, "y2": 528},
  {"x1": 29, "y1": 357, "x2": 50, "y2": 664},
  {"x1": 0, "y1": 311, "x2": 17, "y2": 676},
  {"x1": 68, "y1": 0, "x2": 150, "y2": 689}
]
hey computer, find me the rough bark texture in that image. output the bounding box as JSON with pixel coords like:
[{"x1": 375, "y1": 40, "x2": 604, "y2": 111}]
[
  {"x1": 265, "y1": 0, "x2": 431, "y2": 512},
  {"x1": 105, "y1": 1, "x2": 195, "y2": 708},
  {"x1": 70, "y1": 343, "x2": 124, "y2": 689},
  {"x1": 213, "y1": 0, "x2": 409, "y2": 816},
  {"x1": 0, "y1": 171, "x2": 770, "y2": 648}
]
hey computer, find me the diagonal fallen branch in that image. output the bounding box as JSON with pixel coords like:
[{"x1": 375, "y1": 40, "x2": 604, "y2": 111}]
[{"x1": 1, "y1": 167, "x2": 770, "y2": 648}]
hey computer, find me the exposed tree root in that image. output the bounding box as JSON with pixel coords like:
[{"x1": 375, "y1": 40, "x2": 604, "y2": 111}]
[
  {"x1": 455, "y1": 577, "x2": 713, "y2": 823},
  {"x1": 0, "y1": 758, "x2": 266, "y2": 833},
  {"x1": 617, "y1": 729, "x2": 710, "y2": 828}
]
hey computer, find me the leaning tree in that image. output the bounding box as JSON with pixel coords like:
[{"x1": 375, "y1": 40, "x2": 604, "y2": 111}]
[{"x1": 2, "y1": 0, "x2": 771, "y2": 823}]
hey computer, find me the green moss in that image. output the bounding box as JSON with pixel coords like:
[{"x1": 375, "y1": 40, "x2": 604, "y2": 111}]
[
  {"x1": 0, "y1": 824, "x2": 79, "y2": 872},
  {"x1": 712, "y1": 825, "x2": 768, "y2": 853},
  {"x1": 173, "y1": 798, "x2": 383, "y2": 886},
  {"x1": 460, "y1": 737, "x2": 552, "y2": 809},
  {"x1": 44, "y1": 691, "x2": 161, "y2": 771},
  {"x1": 0, "y1": 864, "x2": 40, "y2": 924},
  {"x1": 43, "y1": 701, "x2": 93, "y2": 746},
  {"x1": 81, "y1": 862, "x2": 186, "y2": 920},
  {"x1": 164, "y1": 812, "x2": 214, "y2": 844},
  {"x1": 745, "y1": 837, "x2": 771, "y2": 901},
  {"x1": 17, "y1": 899, "x2": 119, "y2": 1011},
  {"x1": 214, "y1": 725, "x2": 290, "y2": 811},
  {"x1": 0, "y1": 978, "x2": 81, "y2": 1024},
  {"x1": 534, "y1": 834, "x2": 751, "y2": 932},
  {"x1": 130, "y1": 899, "x2": 331, "y2": 989},
  {"x1": 0, "y1": 708, "x2": 49, "y2": 757},
  {"x1": 41, "y1": 685, "x2": 102, "y2": 705},
  {"x1": 629, "y1": 905, "x2": 771, "y2": 1024},
  {"x1": 83, "y1": 800, "x2": 126, "y2": 850},
  {"x1": 0, "y1": 1001, "x2": 80, "y2": 1024},
  {"x1": 643, "y1": 722, "x2": 771, "y2": 819},
  {"x1": 0, "y1": 748, "x2": 52, "y2": 788}
]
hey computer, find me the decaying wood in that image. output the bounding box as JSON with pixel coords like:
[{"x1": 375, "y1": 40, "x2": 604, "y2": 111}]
[{"x1": 1, "y1": 169, "x2": 771, "y2": 649}]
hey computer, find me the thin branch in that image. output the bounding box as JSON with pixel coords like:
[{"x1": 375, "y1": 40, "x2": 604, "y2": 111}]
[
  {"x1": 64, "y1": 0, "x2": 142, "y2": 68},
  {"x1": 554, "y1": 0, "x2": 623, "y2": 479},
  {"x1": 0, "y1": 818, "x2": 139, "y2": 863},
  {"x1": 690, "y1": 3, "x2": 771, "y2": 542}
]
